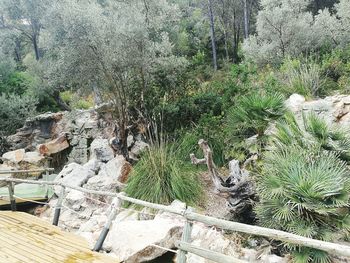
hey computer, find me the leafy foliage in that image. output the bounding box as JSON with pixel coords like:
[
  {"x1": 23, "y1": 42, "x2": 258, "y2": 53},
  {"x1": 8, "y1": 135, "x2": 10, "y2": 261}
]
[
  {"x1": 125, "y1": 142, "x2": 203, "y2": 205},
  {"x1": 256, "y1": 144, "x2": 350, "y2": 262},
  {"x1": 0, "y1": 94, "x2": 37, "y2": 135},
  {"x1": 274, "y1": 112, "x2": 350, "y2": 163},
  {"x1": 279, "y1": 58, "x2": 325, "y2": 98}
]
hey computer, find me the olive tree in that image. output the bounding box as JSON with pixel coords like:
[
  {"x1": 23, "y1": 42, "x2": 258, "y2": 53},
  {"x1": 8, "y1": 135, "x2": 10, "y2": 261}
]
[
  {"x1": 0, "y1": 0, "x2": 48, "y2": 61},
  {"x1": 43, "y1": 0, "x2": 186, "y2": 158},
  {"x1": 243, "y1": 0, "x2": 315, "y2": 65}
]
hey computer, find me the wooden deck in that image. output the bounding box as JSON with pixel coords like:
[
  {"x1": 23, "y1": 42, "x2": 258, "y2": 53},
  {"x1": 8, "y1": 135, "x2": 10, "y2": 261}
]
[{"x1": 0, "y1": 211, "x2": 117, "y2": 263}]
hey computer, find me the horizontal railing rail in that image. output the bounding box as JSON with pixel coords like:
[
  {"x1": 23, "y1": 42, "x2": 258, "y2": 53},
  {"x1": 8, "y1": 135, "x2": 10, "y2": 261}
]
[
  {"x1": 0, "y1": 168, "x2": 54, "y2": 175},
  {"x1": 1, "y1": 177, "x2": 350, "y2": 262}
]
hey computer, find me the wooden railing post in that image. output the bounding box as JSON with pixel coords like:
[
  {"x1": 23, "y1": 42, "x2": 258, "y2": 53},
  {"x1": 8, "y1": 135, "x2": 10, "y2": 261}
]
[
  {"x1": 177, "y1": 207, "x2": 195, "y2": 263},
  {"x1": 53, "y1": 185, "x2": 65, "y2": 226},
  {"x1": 93, "y1": 197, "x2": 121, "y2": 252},
  {"x1": 44, "y1": 170, "x2": 49, "y2": 198},
  {"x1": 7, "y1": 182, "x2": 16, "y2": 211}
]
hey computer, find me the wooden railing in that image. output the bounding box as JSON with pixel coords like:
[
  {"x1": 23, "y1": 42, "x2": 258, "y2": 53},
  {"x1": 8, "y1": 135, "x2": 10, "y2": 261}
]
[
  {"x1": 0, "y1": 168, "x2": 54, "y2": 210},
  {"x1": 1, "y1": 176, "x2": 350, "y2": 263}
]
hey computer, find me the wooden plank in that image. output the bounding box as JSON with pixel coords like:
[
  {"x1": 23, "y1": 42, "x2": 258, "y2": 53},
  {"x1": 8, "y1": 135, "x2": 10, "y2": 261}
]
[
  {"x1": 0, "y1": 168, "x2": 54, "y2": 174},
  {"x1": 177, "y1": 207, "x2": 195, "y2": 263},
  {"x1": 0, "y1": 211, "x2": 117, "y2": 263},
  {"x1": 176, "y1": 241, "x2": 246, "y2": 263},
  {"x1": 0, "y1": 214, "x2": 92, "y2": 252},
  {"x1": 185, "y1": 212, "x2": 350, "y2": 258}
]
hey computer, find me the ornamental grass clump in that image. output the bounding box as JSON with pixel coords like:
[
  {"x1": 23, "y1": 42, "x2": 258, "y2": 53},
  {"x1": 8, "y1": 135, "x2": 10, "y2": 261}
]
[
  {"x1": 256, "y1": 145, "x2": 350, "y2": 263},
  {"x1": 125, "y1": 142, "x2": 203, "y2": 205}
]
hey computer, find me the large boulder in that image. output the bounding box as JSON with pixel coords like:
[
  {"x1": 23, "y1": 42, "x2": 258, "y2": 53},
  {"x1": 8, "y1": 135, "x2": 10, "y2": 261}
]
[
  {"x1": 98, "y1": 155, "x2": 132, "y2": 183},
  {"x1": 37, "y1": 133, "x2": 70, "y2": 156},
  {"x1": 89, "y1": 138, "x2": 115, "y2": 162},
  {"x1": 187, "y1": 223, "x2": 287, "y2": 263},
  {"x1": 1, "y1": 149, "x2": 47, "y2": 172},
  {"x1": 106, "y1": 218, "x2": 182, "y2": 262},
  {"x1": 2, "y1": 149, "x2": 25, "y2": 163},
  {"x1": 54, "y1": 162, "x2": 94, "y2": 195},
  {"x1": 286, "y1": 94, "x2": 350, "y2": 127}
]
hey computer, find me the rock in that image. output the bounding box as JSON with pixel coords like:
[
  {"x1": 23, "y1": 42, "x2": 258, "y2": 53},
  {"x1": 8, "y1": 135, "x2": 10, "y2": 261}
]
[
  {"x1": 85, "y1": 175, "x2": 119, "y2": 192},
  {"x1": 54, "y1": 163, "x2": 94, "y2": 195},
  {"x1": 187, "y1": 224, "x2": 287, "y2": 263},
  {"x1": 98, "y1": 155, "x2": 132, "y2": 183},
  {"x1": 23, "y1": 151, "x2": 46, "y2": 166},
  {"x1": 187, "y1": 224, "x2": 238, "y2": 263},
  {"x1": 2, "y1": 149, "x2": 25, "y2": 163},
  {"x1": 90, "y1": 139, "x2": 115, "y2": 162},
  {"x1": 114, "y1": 210, "x2": 139, "y2": 223},
  {"x1": 37, "y1": 133, "x2": 70, "y2": 156},
  {"x1": 127, "y1": 135, "x2": 134, "y2": 148},
  {"x1": 7, "y1": 112, "x2": 64, "y2": 151},
  {"x1": 106, "y1": 218, "x2": 182, "y2": 262},
  {"x1": 155, "y1": 200, "x2": 186, "y2": 221},
  {"x1": 130, "y1": 140, "x2": 149, "y2": 158},
  {"x1": 65, "y1": 190, "x2": 86, "y2": 210},
  {"x1": 83, "y1": 159, "x2": 102, "y2": 174},
  {"x1": 285, "y1": 94, "x2": 305, "y2": 112}
]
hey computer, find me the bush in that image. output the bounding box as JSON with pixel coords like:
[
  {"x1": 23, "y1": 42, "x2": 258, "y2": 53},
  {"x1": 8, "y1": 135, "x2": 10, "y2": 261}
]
[
  {"x1": 228, "y1": 92, "x2": 285, "y2": 138},
  {"x1": 226, "y1": 92, "x2": 285, "y2": 160},
  {"x1": 256, "y1": 145, "x2": 350, "y2": 262},
  {"x1": 158, "y1": 92, "x2": 223, "y2": 132},
  {"x1": 274, "y1": 112, "x2": 350, "y2": 163},
  {"x1": 279, "y1": 58, "x2": 325, "y2": 98},
  {"x1": 125, "y1": 142, "x2": 203, "y2": 205},
  {"x1": 0, "y1": 94, "x2": 38, "y2": 135}
]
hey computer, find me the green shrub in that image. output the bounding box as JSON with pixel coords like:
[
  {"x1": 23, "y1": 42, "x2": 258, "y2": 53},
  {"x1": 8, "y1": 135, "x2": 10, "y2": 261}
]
[
  {"x1": 279, "y1": 58, "x2": 325, "y2": 98},
  {"x1": 73, "y1": 99, "x2": 93, "y2": 109},
  {"x1": 274, "y1": 112, "x2": 350, "y2": 163},
  {"x1": 0, "y1": 94, "x2": 38, "y2": 135},
  {"x1": 158, "y1": 92, "x2": 223, "y2": 132},
  {"x1": 227, "y1": 92, "x2": 285, "y2": 160},
  {"x1": 228, "y1": 92, "x2": 285, "y2": 137},
  {"x1": 125, "y1": 142, "x2": 203, "y2": 205},
  {"x1": 0, "y1": 71, "x2": 34, "y2": 96},
  {"x1": 256, "y1": 145, "x2": 350, "y2": 262}
]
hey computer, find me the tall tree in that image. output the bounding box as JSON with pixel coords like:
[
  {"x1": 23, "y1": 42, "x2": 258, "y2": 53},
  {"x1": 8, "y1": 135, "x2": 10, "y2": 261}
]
[
  {"x1": 208, "y1": 0, "x2": 218, "y2": 70},
  {"x1": 243, "y1": 0, "x2": 315, "y2": 65},
  {"x1": 243, "y1": 0, "x2": 249, "y2": 38},
  {"x1": 43, "y1": 0, "x2": 185, "y2": 159},
  {"x1": 0, "y1": 0, "x2": 47, "y2": 61}
]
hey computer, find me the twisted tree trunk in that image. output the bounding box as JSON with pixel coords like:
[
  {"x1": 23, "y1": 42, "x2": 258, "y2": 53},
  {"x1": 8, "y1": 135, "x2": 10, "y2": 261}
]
[{"x1": 191, "y1": 139, "x2": 257, "y2": 221}]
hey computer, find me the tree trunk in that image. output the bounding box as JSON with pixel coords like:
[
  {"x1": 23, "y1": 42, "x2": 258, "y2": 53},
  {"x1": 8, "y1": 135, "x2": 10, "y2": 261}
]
[
  {"x1": 208, "y1": 0, "x2": 218, "y2": 71},
  {"x1": 52, "y1": 90, "x2": 71, "y2": 111},
  {"x1": 232, "y1": 10, "x2": 240, "y2": 64},
  {"x1": 14, "y1": 39, "x2": 21, "y2": 62},
  {"x1": 243, "y1": 0, "x2": 249, "y2": 39},
  {"x1": 190, "y1": 139, "x2": 257, "y2": 222},
  {"x1": 33, "y1": 33, "x2": 40, "y2": 61},
  {"x1": 114, "y1": 120, "x2": 130, "y2": 161}
]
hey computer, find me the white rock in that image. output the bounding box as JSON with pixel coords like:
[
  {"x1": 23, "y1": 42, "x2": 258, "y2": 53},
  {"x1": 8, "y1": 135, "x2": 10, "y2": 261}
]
[
  {"x1": 2, "y1": 149, "x2": 25, "y2": 163},
  {"x1": 23, "y1": 151, "x2": 46, "y2": 165},
  {"x1": 114, "y1": 210, "x2": 139, "y2": 223},
  {"x1": 107, "y1": 218, "x2": 182, "y2": 262},
  {"x1": 65, "y1": 190, "x2": 86, "y2": 210},
  {"x1": 285, "y1": 94, "x2": 305, "y2": 112},
  {"x1": 54, "y1": 163, "x2": 94, "y2": 195},
  {"x1": 98, "y1": 155, "x2": 132, "y2": 183},
  {"x1": 83, "y1": 159, "x2": 102, "y2": 174},
  {"x1": 89, "y1": 138, "x2": 114, "y2": 162},
  {"x1": 130, "y1": 140, "x2": 149, "y2": 157}
]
